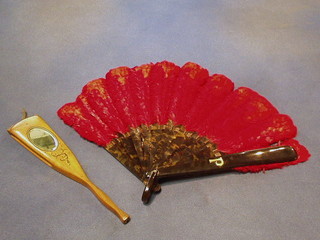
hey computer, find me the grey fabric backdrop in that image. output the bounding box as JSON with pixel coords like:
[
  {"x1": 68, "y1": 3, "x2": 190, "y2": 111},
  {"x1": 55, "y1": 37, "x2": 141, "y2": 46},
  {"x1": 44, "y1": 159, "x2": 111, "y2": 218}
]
[{"x1": 1, "y1": 1, "x2": 319, "y2": 239}]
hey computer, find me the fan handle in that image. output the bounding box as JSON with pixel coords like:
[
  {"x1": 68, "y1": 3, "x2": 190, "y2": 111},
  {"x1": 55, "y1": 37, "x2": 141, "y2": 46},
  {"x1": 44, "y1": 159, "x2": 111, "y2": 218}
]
[
  {"x1": 209, "y1": 146, "x2": 297, "y2": 169},
  {"x1": 141, "y1": 146, "x2": 297, "y2": 203}
]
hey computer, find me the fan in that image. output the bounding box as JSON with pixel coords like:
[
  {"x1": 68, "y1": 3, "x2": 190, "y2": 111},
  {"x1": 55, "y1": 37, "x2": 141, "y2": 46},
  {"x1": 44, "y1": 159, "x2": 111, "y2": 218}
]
[{"x1": 58, "y1": 61, "x2": 310, "y2": 203}]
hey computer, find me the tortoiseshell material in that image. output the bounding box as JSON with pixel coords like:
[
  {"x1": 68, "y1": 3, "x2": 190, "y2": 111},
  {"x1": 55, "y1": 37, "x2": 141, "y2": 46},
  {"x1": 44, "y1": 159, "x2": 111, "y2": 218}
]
[{"x1": 105, "y1": 121, "x2": 220, "y2": 183}]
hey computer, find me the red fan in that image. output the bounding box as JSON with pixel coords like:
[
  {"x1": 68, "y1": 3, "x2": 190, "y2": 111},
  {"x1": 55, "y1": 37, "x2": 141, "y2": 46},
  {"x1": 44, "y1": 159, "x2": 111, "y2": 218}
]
[{"x1": 58, "y1": 61, "x2": 310, "y2": 203}]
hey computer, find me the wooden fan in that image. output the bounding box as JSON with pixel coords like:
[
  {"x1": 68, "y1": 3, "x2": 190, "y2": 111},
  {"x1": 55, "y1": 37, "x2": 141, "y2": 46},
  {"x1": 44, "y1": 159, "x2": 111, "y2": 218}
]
[{"x1": 58, "y1": 61, "x2": 310, "y2": 203}]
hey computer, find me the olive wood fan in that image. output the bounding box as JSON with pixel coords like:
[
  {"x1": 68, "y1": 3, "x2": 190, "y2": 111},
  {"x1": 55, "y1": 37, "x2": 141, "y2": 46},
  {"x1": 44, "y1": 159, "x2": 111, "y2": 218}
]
[{"x1": 58, "y1": 61, "x2": 310, "y2": 203}]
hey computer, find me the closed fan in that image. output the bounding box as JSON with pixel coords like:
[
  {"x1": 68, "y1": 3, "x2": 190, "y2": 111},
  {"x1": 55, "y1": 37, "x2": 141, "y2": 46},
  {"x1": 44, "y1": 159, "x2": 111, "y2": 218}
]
[{"x1": 58, "y1": 61, "x2": 310, "y2": 203}]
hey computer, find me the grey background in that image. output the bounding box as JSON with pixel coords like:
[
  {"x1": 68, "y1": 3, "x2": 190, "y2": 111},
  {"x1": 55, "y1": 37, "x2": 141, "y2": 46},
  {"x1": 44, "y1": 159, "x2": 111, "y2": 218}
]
[{"x1": 1, "y1": 1, "x2": 319, "y2": 239}]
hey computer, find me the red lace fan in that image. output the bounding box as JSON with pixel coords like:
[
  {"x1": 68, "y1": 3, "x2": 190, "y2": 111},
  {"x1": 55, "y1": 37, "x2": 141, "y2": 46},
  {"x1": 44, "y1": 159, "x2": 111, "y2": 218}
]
[{"x1": 58, "y1": 61, "x2": 310, "y2": 203}]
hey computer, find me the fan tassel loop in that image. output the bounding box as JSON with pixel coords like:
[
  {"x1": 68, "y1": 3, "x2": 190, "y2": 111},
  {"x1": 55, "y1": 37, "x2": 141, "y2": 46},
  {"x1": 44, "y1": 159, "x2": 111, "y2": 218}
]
[{"x1": 142, "y1": 170, "x2": 161, "y2": 204}]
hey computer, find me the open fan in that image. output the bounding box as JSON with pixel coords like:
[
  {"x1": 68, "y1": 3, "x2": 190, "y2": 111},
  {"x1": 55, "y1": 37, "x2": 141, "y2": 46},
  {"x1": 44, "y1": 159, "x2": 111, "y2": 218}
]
[{"x1": 58, "y1": 61, "x2": 310, "y2": 203}]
